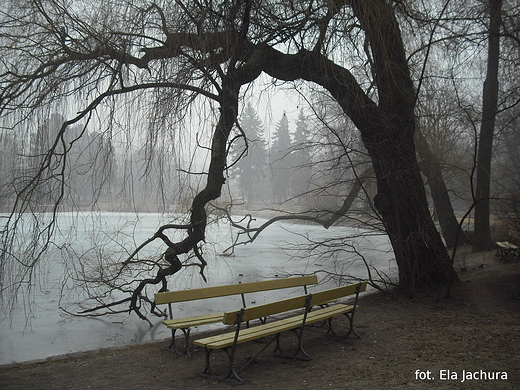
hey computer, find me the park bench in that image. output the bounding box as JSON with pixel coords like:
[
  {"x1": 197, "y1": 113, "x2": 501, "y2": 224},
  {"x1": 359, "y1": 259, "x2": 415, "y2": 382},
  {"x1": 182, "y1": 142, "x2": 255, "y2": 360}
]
[
  {"x1": 193, "y1": 281, "x2": 368, "y2": 382},
  {"x1": 495, "y1": 241, "x2": 520, "y2": 262},
  {"x1": 154, "y1": 275, "x2": 319, "y2": 356}
]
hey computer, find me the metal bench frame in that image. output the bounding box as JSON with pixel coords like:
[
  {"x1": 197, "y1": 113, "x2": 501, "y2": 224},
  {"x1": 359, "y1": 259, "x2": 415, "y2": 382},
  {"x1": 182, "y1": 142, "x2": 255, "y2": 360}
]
[
  {"x1": 194, "y1": 281, "x2": 367, "y2": 382},
  {"x1": 495, "y1": 241, "x2": 520, "y2": 263}
]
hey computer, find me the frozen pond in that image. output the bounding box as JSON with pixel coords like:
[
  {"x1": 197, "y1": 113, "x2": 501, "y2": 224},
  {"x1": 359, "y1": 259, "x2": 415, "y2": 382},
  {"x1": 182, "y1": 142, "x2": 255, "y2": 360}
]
[{"x1": 0, "y1": 212, "x2": 395, "y2": 365}]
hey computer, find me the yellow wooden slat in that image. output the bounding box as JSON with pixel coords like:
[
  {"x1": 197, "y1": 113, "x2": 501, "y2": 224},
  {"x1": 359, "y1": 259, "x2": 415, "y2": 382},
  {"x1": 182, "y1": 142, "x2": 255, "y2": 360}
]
[
  {"x1": 307, "y1": 304, "x2": 355, "y2": 322},
  {"x1": 193, "y1": 316, "x2": 283, "y2": 346},
  {"x1": 222, "y1": 281, "x2": 367, "y2": 325},
  {"x1": 154, "y1": 275, "x2": 318, "y2": 305},
  {"x1": 200, "y1": 321, "x2": 298, "y2": 348},
  {"x1": 162, "y1": 313, "x2": 224, "y2": 329},
  {"x1": 309, "y1": 281, "x2": 367, "y2": 307},
  {"x1": 194, "y1": 304, "x2": 356, "y2": 349},
  {"x1": 194, "y1": 315, "x2": 303, "y2": 348},
  {"x1": 497, "y1": 241, "x2": 519, "y2": 249},
  {"x1": 222, "y1": 295, "x2": 308, "y2": 325}
]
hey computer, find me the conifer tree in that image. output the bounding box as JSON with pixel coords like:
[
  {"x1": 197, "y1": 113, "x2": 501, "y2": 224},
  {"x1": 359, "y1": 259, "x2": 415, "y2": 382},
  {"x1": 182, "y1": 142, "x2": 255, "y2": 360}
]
[
  {"x1": 231, "y1": 103, "x2": 268, "y2": 204},
  {"x1": 270, "y1": 113, "x2": 292, "y2": 204},
  {"x1": 291, "y1": 109, "x2": 313, "y2": 203}
]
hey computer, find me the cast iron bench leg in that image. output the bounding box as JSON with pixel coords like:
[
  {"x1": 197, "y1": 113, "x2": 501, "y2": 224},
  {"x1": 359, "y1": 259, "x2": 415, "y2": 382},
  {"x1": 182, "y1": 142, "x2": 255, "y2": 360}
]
[{"x1": 168, "y1": 328, "x2": 192, "y2": 357}]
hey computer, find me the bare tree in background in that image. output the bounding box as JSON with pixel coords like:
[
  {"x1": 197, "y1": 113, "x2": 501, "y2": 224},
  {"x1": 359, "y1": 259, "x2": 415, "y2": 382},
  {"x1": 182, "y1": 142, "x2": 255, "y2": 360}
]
[
  {"x1": 474, "y1": 0, "x2": 503, "y2": 252},
  {"x1": 415, "y1": 83, "x2": 472, "y2": 248}
]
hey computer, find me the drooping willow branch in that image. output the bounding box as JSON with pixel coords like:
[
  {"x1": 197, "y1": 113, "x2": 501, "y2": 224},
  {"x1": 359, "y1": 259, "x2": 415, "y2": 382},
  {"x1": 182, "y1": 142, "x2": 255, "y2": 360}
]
[{"x1": 77, "y1": 17, "x2": 262, "y2": 323}]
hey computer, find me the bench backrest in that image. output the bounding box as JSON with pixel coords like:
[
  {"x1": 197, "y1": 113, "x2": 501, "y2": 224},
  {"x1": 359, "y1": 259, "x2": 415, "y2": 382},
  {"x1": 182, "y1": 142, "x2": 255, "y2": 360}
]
[
  {"x1": 222, "y1": 281, "x2": 368, "y2": 325},
  {"x1": 310, "y1": 281, "x2": 367, "y2": 306},
  {"x1": 154, "y1": 275, "x2": 319, "y2": 305}
]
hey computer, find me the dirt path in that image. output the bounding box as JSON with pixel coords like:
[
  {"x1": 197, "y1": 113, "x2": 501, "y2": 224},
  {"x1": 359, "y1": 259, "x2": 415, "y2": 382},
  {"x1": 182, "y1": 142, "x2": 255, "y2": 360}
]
[{"x1": 1, "y1": 247, "x2": 519, "y2": 389}]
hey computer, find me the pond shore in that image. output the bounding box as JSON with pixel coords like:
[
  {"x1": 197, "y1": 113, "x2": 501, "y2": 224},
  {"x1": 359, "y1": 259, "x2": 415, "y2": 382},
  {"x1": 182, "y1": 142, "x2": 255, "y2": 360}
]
[{"x1": 1, "y1": 247, "x2": 519, "y2": 389}]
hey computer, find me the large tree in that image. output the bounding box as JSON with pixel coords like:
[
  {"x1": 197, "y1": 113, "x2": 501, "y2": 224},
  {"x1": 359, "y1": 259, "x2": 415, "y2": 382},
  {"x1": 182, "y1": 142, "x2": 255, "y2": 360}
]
[
  {"x1": 270, "y1": 113, "x2": 292, "y2": 204},
  {"x1": 473, "y1": 0, "x2": 503, "y2": 252},
  {"x1": 0, "y1": 0, "x2": 461, "y2": 319},
  {"x1": 291, "y1": 109, "x2": 313, "y2": 204},
  {"x1": 230, "y1": 103, "x2": 268, "y2": 204}
]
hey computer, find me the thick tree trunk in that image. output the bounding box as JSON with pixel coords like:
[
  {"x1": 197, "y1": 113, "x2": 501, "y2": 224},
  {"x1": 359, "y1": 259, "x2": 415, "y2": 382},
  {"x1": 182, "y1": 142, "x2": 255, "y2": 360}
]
[
  {"x1": 348, "y1": 0, "x2": 458, "y2": 293},
  {"x1": 367, "y1": 122, "x2": 458, "y2": 294},
  {"x1": 259, "y1": 0, "x2": 459, "y2": 294},
  {"x1": 473, "y1": 0, "x2": 502, "y2": 252}
]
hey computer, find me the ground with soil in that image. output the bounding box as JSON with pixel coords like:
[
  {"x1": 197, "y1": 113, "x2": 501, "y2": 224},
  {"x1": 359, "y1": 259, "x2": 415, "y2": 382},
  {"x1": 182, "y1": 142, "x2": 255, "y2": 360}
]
[{"x1": 1, "y1": 247, "x2": 519, "y2": 389}]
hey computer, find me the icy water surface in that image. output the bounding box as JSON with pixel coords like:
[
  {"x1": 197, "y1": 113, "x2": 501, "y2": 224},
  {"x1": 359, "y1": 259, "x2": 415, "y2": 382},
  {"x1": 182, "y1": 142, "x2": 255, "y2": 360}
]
[{"x1": 0, "y1": 212, "x2": 394, "y2": 364}]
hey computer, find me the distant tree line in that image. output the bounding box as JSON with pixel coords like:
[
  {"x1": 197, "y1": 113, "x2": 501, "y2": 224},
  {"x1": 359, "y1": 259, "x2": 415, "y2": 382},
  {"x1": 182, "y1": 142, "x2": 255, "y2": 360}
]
[{"x1": 0, "y1": 113, "x2": 179, "y2": 212}]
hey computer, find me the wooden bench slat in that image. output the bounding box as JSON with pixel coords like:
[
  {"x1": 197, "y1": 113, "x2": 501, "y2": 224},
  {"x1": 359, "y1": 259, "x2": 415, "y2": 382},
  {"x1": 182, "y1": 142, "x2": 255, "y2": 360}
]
[
  {"x1": 162, "y1": 313, "x2": 224, "y2": 329},
  {"x1": 496, "y1": 241, "x2": 518, "y2": 249},
  {"x1": 310, "y1": 282, "x2": 366, "y2": 306},
  {"x1": 496, "y1": 241, "x2": 520, "y2": 263},
  {"x1": 194, "y1": 315, "x2": 308, "y2": 348},
  {"x1": 222, "y1": 282, "x2": 367, "y2": 325},
  {"x1": 194, "y1": 304, "x2": 355, "y2": 349},
  {"x1": 155, "y1": 275, "x2": 318, "y2": 304},
  {"x1": 222, "y1": 295, "x2": 308, "y2": 325}
]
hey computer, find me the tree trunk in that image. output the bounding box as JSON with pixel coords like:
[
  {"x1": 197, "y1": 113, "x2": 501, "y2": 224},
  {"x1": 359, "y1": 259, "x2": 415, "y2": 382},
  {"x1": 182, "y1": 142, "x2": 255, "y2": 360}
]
[
  {"x1": 260, "y1": 0, "x2": 459, "y2": 294},
  {"x1": 415, "y1": 130, "x2": 471, "y2": 248},
  {"x1": 473, "y1": 0, "x2": 502, "y2": 252},
  {"x1": 348, "y1": 0, "x2": 459, "y2": 294},
  {"x1": 365, "y1": 117, "x2": 458, "y2": 295}
]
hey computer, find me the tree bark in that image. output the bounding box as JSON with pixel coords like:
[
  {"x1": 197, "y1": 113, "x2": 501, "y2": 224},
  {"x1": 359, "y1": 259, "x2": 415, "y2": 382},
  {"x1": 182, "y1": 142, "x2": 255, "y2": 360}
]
[{"x1": 473, "y1": 0, "x2": 502, "y2": 252}]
